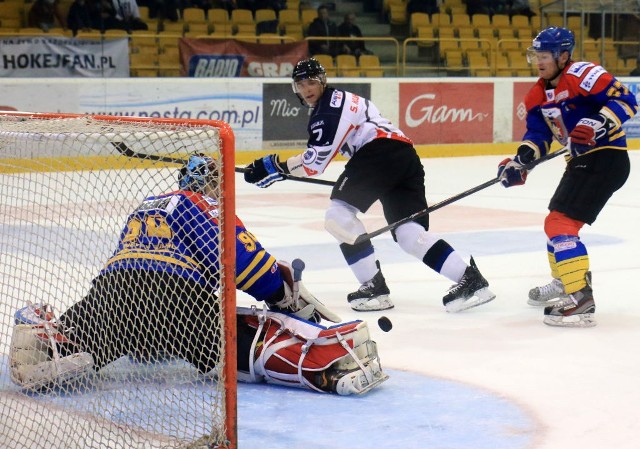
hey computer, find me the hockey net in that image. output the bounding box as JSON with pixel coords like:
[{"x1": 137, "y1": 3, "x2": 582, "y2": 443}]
[{"x1": 0, "y1": 112, "x2": 237, "y2": 449}]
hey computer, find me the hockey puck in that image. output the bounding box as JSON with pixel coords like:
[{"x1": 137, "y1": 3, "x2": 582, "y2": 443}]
[{"x1": 377, "y1": 316, "x2": 392, "y2": 332}]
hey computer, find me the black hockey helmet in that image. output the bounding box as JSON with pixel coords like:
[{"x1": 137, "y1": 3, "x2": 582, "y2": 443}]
[{"x1": 291, "y1": 58, "x2": 327, "y2": 93}]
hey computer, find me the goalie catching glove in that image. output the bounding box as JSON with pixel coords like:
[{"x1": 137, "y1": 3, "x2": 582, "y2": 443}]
[
  {"x1": 244, "y1": 154, "x2": 289, "y2": 188},
  {"x1": 497, "y1": 144, "x2": 537, "y2": 188},
  {"x1": 266, "y1": 260, "x2": 342, "y2": 323}
]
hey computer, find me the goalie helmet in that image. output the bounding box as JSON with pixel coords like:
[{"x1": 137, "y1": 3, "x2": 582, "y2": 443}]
[
  {"x1": 291, "y1": 58, "x2": 327, "y2": 93},
  {"x1": 528, "y1": 26, "x2": 575, "y2": 61},
  {"x1": 178, "y1": 154, "x2": 218, "y2": 193}
]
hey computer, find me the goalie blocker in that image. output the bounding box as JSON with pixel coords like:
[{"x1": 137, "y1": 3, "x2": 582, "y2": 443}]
[{"x1": 11, "y1": 304, "x2": 388, "y2": 396}]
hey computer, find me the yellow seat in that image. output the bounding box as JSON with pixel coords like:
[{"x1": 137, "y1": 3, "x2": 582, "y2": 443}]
[
  {"x1": 511, "y1": 15, "x2": 530, "y2": 28},
  {"x1": 208, "y1": 8, "x2": 230, "y2": 24},
  {"x1": 409, "y1": 12, "x2": 429, "y2": 36},
  {"x1": 389, "y1": 4, "x2": 407, "y2": 25},
  {"x1": 492, "y1": 14, "x2": 510, "y2": 27},
  {"x1": 255, "y1": 8, "x2": 277, "y2": 23},
  {"x1": 416, "y1": 26, "x2": 435, "y2": 47},
  {"x1": 130, "y1": 52, "x2": 158, "y2": 73},
  {"x1": 103, "y1": 29, "x2": 128, "y2": 38},
  {"x1": 471, "y1": 13, "x2": 491, "y2": 29},
  {"x1": 278, "y1": 8, "x2": 300, "y2": 26},
  {"x1": 281, "y1": 23, "x2": 303, "y2": 41},
  {"x1": 313, "y1": 54, "x2": 335, "y2": 76},
  {"x1": 231, "y1": 8, "x2": 254, "y2": 26},
  {"x1": 75, "y1": 30, "x2": 103, "y2": 39},
  {"x1": 301, "y1": 9, "x2": 317, "y2": 27},
  {"x1": 443, "y1": 49, "x2": 464, "y2": 69},
  {"x1": 359, "y1": 54, "x2": 384, "y2": 77},
  {"x1": 336, "y1": 54, "x2": 358, "y2": 77},
  {"x1": 234, "y1": 23, "x2": 256, "y2": 42},
  {"x1": 183, "y1": 7, "x2": 206, "y2": 23},
  {"x1": 451, "y1": 13, "x2": 471, "y2": 28},
  {"x1": 186, "y1": 22, "x2": 210, "y2": 34}
]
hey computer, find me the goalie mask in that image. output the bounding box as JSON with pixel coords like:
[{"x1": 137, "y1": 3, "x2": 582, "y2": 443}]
[{"x1": 178, "y1": 154, "x2": 219, "y2": 193}]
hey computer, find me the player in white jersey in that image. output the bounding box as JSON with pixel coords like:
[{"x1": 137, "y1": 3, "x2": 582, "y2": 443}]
[{"x1": 244, "y1": 58, "x2": 495, "y2": 313}]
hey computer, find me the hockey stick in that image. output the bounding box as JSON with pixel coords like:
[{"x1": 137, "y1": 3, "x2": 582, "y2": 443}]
[
  {"x1": 110, "y1": 141, "x2": 336, "y2": 187},
  {"x1": 343, "y1": 148, "x2": 569, "y2": 246}
]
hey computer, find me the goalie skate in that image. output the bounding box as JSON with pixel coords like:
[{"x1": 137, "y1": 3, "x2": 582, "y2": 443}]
[
  {"x1": 543, "y1": 273, "x2": 596, "y2": 328},
  {"x1": 347, "y1": 266, "x2": 394, "y2": 312},
  {"x1": 318, "y1": 356, "x2": 389, "y2": 395},
  {"x1": 528, "y1": 278, "x2": 566, "y2": 306}
]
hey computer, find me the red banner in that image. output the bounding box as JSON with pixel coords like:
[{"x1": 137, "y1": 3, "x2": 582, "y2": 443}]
[
  {"x1": 512, "y1": 81, "x2": 537, "y2": 141},
  {"x1": 179, "y1": 39, "x2": 309, "y2": 77},
  {"x1": 399, "y1": 82, "x2": 494, "y2": 144}
]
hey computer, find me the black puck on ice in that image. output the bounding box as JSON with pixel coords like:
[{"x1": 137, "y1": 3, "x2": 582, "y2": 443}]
[{"x1": 377, "y1": 316, "x2": 392, "y2": 332}]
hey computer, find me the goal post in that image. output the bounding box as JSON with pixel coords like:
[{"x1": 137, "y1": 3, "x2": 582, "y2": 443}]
[{"x1": 0, "y1": 112, "x2": 237, "y2": 449}]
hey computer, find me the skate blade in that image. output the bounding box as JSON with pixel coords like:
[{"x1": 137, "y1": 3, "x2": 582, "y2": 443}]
[
  {"x1": 349, "y1": 295, "x2": 394, "y2": 312},
  {"x1": 445, "y1": 288, "x2": 496, "y2": 313},
  {"x1": 543, "y1": 313, "x2": 597, "y2": 328},
  {"x1": 357, "y1": 372, "x2": 390, "y2": 395}
]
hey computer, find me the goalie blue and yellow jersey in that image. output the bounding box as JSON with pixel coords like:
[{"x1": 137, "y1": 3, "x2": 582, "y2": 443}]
[
  {"x1": 522, "y1": 60, "x2": 638, "y2": 157},
  {"x1": 102, "y1": 190, "x2": 281, "y2": 302}
]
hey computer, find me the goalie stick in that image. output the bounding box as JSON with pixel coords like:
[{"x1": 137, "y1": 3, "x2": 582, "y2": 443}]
[
  {"x1": 335, "y1": 147, "x2": 570, "y2": 246},
  {"x1": 111, "y1": 141, "x2": 336, "y2": 187}
]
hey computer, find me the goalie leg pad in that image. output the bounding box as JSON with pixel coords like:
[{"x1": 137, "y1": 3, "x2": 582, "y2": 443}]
[
  {"x1": 10, "y1": 324, "x2": 94, "y2": 390},
  {"x1": 237, "y1": 307, "x2": 388, "y2": 395}
]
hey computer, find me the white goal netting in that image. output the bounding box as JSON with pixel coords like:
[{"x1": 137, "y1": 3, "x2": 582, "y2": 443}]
[{"x1": 0, "y1": 113, "x2": 237, "y2": 449}]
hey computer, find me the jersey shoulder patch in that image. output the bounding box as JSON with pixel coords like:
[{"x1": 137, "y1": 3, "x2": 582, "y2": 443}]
[
  {"x1": 329, "y1": 90, "x2": 344, "y2": 108},
  {"x1": 566, "y1": 61, "x2": 594, "y2": 78},
  {"x1": 578, "y1": 65, "x2": 607, "y2": 92}
]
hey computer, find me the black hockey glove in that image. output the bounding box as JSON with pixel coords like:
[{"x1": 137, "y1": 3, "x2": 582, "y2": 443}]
[
  {"x1": 497, "y1": 144, "x2": 536, "y2": 188},
  {"x1": 244, "y1": 154, "x2": 288, "y2": 188}
]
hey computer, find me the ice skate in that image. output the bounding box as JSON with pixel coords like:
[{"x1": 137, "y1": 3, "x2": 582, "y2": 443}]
[
  {"x1": 347, "y1": 264, "x2": 393, "y2": 312},
  {"x1": 543, "y1": 273, "x2": 596, "y2": 328},
  {"x1": 528, "y1": 277, "x2": 566, "y2": 306},
  {"x1": 442, "y1": 257, "x2": 496, "y2": 313}
]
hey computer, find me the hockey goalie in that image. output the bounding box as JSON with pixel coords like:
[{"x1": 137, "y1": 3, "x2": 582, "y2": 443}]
[{"x1": 9, "y1": 154, "x2": 388, "y2": 396}]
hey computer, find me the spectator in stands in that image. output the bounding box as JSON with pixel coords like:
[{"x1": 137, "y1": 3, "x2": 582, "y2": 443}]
[
  {"x1": 88, "y1": 0, "x2": 122, "y2": 31},
  {"x1": 111, "y1": 0, "x2": 149, "y2": 30},
  {"x1": 488, "y1": 0, "x2": 509, "y2": 16},
  {"x1": 508, "y1": 0, "x2": 536, "y2": 18},
  {"x1": 306, "y1": 4, "x2": 339, "y2": 57},
  {"x1": 466, "y1": 0, "x2": 491, "y2": 16},
  {"x1": 337, "y1": 13, "x2": 373, "y2": 59},
  {"x1": 630, "y1": 56, "x2": 640, "y2": 76},
  {"x1": 67, "y1": 0, "x2": 94, "y2": 36},
  {"x1": 137, "y1": 0, "x2": 179, "y2": 22},
  {"x1": 28, "y1": 0, "x2": 66, "y2": 31},
  {"x1": 407, "y1": 0, "x2": 439, "y2": 16}
]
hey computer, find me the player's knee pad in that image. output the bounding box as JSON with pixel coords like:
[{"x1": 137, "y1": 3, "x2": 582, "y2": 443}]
[
  {"x1": 324, "y1": 199, "x2": 365, "y2": 244},
  {"x1": 394, "y1": 222, "x2": 439, "y2": 259},
  {"x1": 10, "y1": 324, "x2": 94, "y2": 390}
]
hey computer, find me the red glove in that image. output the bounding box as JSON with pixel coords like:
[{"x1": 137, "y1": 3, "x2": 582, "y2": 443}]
[{"x1": 569, "y1": 114, "x2": 608, "y2": 156}]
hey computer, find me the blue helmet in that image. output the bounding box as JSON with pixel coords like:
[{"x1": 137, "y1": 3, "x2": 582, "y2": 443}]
[
  {"x1": 178, "y1": 154, "x2": 217, "y2": 192},
  {"x1": 531, "y1": 27, "x2": 575, "y2": 58}
]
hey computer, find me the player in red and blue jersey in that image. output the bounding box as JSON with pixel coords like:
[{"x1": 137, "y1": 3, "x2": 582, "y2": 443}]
[{"x1": 498, "y1": 27, "x2": 638, "y2": 327}]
